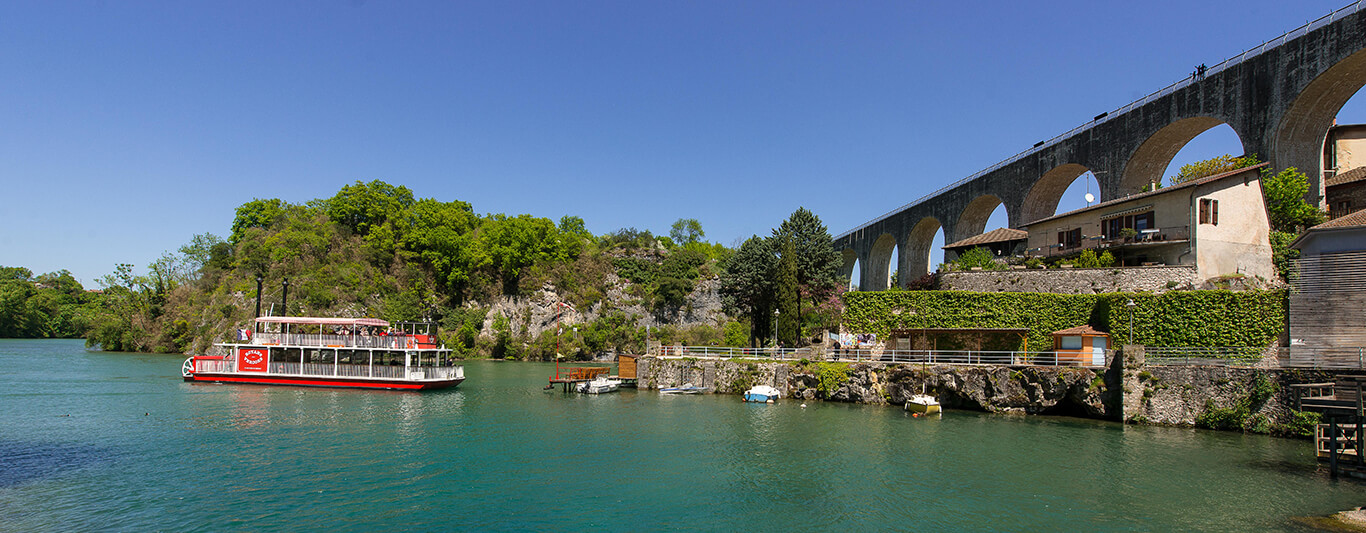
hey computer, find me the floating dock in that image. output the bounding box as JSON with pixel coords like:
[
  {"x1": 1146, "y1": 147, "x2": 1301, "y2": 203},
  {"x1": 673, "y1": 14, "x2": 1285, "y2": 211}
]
[{"x1": 545, "y1": 354, "x2": 640, "y2": 391}]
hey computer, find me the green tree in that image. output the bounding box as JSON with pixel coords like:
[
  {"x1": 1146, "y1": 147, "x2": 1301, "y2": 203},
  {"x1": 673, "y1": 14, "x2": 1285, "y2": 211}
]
[
  {"x1": 722, "y1": 321, "x2": 749, "y2": 347},
  {"x1": 399, "y1": 198, "x2": 484, "y2": 296},
  {"x1": 669, "y1": 218, "x2": 705, "y2": 246},
  {"x1": 719, "y1": 236, "x2": 777, "y2": 346},
  {"x1": 558, "y1": 215, "x2": 591, "y2": 240},
  {"x1": 230, "y1": 198, "x2": 288, "y2": 244},
  {"x1": 1260, "y1": 167, "x2": 1326, "y2": 282},
  {"x1": 1169, "y1": 153, "x2": 1260, "y2": 186},
  {"x1": 479, "y1": 214, "x2": 574, "y2": 293},
  {"x1": 773, "y1": 208, "x2": 841, "y2": 338},
  {"x1": 177, "y1": 233, "x2": 227, "y2": 277},
  {"x1": 775, "y1": 237, "x2": 800, "y2": 346},
  {"x1": 1, "y1": 266, "x2": 33, "y2": 281},
  {"x1": 322, "y1": 180, "x2": 415, "y2": 236},
  {"x1": 1262, "y1": 167, "x2": 1327, "y2": 232}
]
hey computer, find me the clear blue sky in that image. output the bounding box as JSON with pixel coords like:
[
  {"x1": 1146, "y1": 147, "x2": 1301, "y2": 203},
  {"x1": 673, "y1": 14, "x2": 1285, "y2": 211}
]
[{"x1": 1, "y1": 1, "x2": 1360, "y2": 286}]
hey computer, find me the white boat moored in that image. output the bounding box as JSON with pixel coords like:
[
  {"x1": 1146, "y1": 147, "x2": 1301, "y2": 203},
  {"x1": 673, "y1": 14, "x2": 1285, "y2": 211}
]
[
  {"x1": 743, "y1": 385, "x2": 781, "y2": 403},
  {"x1": 576, "y1": 376, "x2": 621, "y2": 394}
]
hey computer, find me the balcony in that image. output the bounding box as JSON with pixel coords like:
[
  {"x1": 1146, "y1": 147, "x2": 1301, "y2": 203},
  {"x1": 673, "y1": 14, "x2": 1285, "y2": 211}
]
[{"x1": 1033, "y1": 226, "x2": 1190, "y2": 258}]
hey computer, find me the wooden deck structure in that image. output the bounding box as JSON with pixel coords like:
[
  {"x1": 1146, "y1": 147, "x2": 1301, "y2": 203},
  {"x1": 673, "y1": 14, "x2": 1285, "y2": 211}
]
[
  {"x1": 547, "y1": 365, "x2": 610, "y2": 391},
  {"x1": 545, "y1": 354, "x2": 642, "y2": 391},
  {"x1": 1293, "y1": 375, "x2": 1366, "y2": 478}
]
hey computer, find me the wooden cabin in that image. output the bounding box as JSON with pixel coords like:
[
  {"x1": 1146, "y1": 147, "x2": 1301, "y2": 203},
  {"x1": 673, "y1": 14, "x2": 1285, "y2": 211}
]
[{"x1": 1052, "y1": 325, "x2": 1110, "y2": 366}]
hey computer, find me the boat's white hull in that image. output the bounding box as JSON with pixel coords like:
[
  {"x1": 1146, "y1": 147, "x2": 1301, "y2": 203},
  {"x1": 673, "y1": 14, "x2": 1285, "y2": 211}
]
[
  {"x1": 906, "y1": 394, "x2": 942, "y2": 415},
  {"x1": 577, "y1": 378, "x2": 621, "y2": 394},
  {"x1": 744, "y1": 385, "x2": 781, "y2": 402},
  {"x1": 660, "y1": 384, "x2": 705, "y2": 394}
]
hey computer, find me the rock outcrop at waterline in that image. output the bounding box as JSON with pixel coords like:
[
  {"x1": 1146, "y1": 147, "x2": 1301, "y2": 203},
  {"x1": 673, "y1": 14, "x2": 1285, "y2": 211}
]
[
  {"x1": 640, "y1": 354, "x2": 1335, "y2": 436},
  {"x1": 639, "y1": 358, "x2": 1115, "y2": 416}
]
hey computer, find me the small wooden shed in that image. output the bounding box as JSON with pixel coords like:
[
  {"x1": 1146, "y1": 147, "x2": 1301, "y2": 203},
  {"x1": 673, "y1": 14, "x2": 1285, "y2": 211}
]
[
  {"x1": 616, "y1": 354, "x2": 639, "y2": 380},
  {"x1": 1052, "y1": 325, "x2": 1109, "y2": 366}
]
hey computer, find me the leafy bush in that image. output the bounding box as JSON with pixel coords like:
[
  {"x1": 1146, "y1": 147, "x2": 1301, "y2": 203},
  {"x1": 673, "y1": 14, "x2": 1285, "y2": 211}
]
[
  {"x1": 722, "y1": 321, "x2": 749, "y2": 347},
  {"x1": 952, "y1": 247, "x2": 1005, "y2": 271},
  {"x1": 813, "y1": 362, "x2": 851, "y2": 399},
  {"x1": 1195, "y1": 373, "x2": 1276, "y2": 433}
]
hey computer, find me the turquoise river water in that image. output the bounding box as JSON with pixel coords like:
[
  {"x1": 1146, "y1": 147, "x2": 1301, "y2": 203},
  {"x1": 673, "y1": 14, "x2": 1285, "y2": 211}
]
[{"x1": 0, "y1": 339, "x2": 1361, "y2": 531}]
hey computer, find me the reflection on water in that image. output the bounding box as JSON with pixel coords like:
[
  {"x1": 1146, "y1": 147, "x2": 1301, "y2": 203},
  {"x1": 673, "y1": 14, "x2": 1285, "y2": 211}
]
[{"x1": 0, "y1": 339, "x2": 1362, "y2": 532}]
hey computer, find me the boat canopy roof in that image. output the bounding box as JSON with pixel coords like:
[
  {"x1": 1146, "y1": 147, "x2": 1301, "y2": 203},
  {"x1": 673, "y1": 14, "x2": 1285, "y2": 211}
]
[{"x1": 254, "y1": 316, "x2": 390, "y2": 327}]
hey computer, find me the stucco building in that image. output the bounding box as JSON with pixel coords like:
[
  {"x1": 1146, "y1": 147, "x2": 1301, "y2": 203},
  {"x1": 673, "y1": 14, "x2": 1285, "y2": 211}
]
[
  {"x1": 1021, "y1": 164, "x2": 1275, "y2": 281},
  {"x1": 1322, "y1": 122, "x2": 1366, "y2": 219}
]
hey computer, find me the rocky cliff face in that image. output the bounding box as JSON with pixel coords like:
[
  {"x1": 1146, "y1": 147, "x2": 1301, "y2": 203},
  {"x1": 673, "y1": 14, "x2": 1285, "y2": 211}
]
[{"x1": 476, "y1": 275, "x2": 729, "y2": 345}]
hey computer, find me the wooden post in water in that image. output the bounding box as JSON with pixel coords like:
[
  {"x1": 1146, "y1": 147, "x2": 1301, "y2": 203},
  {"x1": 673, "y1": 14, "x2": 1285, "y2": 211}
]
[{"x1": 1330, "y1": 415, "x2": 1339, "y2": 479}]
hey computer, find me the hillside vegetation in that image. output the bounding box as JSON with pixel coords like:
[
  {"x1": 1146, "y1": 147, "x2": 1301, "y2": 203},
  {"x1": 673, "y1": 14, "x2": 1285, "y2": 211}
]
[{"x1": 17, "y1": 181, "x2": 752, "y2": 358}]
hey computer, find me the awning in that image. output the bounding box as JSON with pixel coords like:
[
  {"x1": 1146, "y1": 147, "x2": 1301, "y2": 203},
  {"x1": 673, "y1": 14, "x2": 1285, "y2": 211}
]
[
  {"x1": 254, "y1": 316, "x2": 390, "y2": 327},
  {"x1": 1100, "y1": 205, "x2": 1153, "y2": 220}
]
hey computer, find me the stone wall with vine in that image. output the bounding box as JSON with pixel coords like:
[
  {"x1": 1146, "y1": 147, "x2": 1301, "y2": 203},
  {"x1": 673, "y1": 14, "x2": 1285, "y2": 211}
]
[{"x1": 843, "y1": 289, "x2": 1286, "y2": 349}]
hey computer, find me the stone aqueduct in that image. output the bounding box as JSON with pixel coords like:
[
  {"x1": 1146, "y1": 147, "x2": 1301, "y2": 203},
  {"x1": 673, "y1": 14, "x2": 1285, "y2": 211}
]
[{"x1": 835, "y1": 3, "x2": 1366, "y2": 291}]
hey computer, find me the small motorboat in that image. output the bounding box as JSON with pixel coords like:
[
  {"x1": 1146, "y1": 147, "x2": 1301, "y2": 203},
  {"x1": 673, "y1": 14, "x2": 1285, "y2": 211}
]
[
  {"x1": 743, "y1": 385, "x2": 781, "y2": 403},
  {"x1": 660, "y1": 383, "x2": 707, "y2": 394},
  {"x1": 576, "y1": 376, "x2": 621, "y2": 394},
  {"x1": 905, "y1": 384, "x2": 941, "y2": 416}
]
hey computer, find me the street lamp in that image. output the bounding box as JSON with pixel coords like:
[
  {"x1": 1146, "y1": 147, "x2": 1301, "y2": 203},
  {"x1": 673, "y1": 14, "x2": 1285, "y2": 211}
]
[
  {"x1": 773, "y1": 309, "x2": 780, "y2": 349},
  {"x1": 1126, "y1": 298, "x2": 1137, "y2": 344}
]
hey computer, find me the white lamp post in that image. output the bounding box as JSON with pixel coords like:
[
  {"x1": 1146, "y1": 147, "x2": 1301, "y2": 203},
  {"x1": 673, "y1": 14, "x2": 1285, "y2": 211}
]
[{"x1": 1126, "y1": 298, "x2": 1137, "y2": 344}]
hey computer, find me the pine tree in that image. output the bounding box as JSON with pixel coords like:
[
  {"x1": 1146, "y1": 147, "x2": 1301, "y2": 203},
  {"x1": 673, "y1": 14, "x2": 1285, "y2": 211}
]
[
  {"x1": 773, "y1": 207, "x2": 842, "y2": 340},
  {"x1": 719, "y1": 236, "x2": 777, "y2": 346},
  {"x1": 775, "y1": 237, "x2": 800, "y2": 347}
]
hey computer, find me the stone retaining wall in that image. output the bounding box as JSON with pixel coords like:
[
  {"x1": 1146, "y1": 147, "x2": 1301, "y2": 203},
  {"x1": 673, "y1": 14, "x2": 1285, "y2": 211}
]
[{"x1": 939, "y1": 265, "x2": 1199, "y2": 294}]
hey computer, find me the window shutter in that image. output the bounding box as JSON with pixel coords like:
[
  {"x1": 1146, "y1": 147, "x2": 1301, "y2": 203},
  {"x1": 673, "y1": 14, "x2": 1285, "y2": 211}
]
[{"x1": 1212, "y1": 199, "x2": 1218, "y2": 225}]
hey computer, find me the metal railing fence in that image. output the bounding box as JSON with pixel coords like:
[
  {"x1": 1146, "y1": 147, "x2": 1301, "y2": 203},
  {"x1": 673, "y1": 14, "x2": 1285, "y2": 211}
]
[
  {"x1": 1278, "y1": 346, "x2": 1366, "y2": 370},
  {"x1": 654, "y1": 346, "x2": 1108, "y2": 368},
  {"x1": 654, "y1": 344, "x2": 1366, "y2": 370}
]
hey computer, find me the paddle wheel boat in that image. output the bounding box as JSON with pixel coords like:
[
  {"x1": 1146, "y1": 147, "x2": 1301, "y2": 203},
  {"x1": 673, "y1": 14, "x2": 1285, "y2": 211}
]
[{"x1": 182, "y1": 316, "x2": 465, "y2": 390}]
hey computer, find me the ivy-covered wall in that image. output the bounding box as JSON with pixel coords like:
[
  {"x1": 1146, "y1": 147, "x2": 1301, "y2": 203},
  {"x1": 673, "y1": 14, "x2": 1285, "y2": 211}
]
[{"x1": 842, "y1": 290, "x2": 1286, "y2": 349}]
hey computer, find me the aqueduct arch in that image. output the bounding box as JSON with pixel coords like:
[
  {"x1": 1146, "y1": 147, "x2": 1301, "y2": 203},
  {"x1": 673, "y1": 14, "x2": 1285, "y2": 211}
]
[
  {"x1": 1119, "y1": 117, "x2": 1246, "y2": 195},
  {"x1": 1275, "y1": 47, "x2": 1366, "y2": 204},
  {"x1": 1021, "y1": 164, "x2": 1093, "y2": 224}
]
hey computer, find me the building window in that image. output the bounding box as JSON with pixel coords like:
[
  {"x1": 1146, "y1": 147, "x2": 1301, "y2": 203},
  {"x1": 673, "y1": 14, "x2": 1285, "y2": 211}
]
[
  {"x1": 1335, "y1": 200, "x2": 1352, "y2": 218},
  {"x1": 1199, "y1": 198, "x2": 1219, "y2": 225},
  {"x1": 1058, "y1": 228, "x2": 1081, "y2": 248}
]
